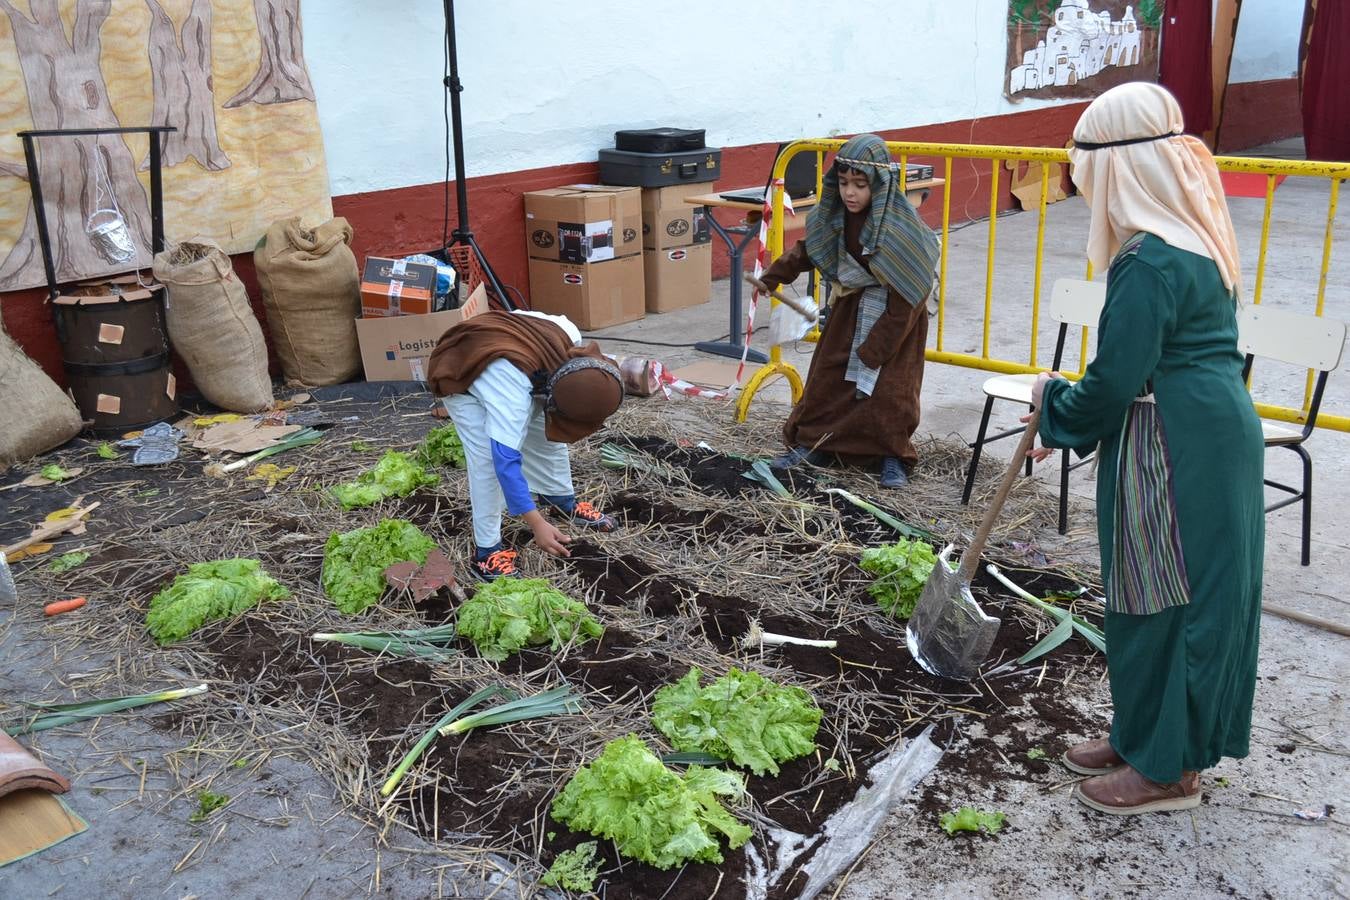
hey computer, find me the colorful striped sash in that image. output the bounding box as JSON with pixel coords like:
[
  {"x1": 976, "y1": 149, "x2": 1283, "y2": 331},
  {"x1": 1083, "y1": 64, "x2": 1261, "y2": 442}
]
[{"x1": 1107, "y1": 398, "x2": 1193, "y2": 615}]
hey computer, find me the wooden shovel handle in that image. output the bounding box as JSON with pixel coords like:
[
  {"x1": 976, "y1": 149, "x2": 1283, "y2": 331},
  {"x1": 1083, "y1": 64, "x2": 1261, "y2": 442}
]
[
  {"x1": 744, "y1": 273, "x2": 819, "y2": 322},
  {"x1": 957, "y1": 410, "x2": 1041, "y2": 583}
]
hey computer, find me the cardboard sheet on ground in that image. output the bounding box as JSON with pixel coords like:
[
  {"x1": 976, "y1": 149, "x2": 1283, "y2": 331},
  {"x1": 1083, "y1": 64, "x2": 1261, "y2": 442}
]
[
  {"x1": 0, "y1": 789, "x2": 87, "y2": 867},
  {"x1": 190, "y1": 419, "x2": 301, "y2": 455},
  {"x1": 671, "y1": 360, "x2": 743, "y2": 391}
]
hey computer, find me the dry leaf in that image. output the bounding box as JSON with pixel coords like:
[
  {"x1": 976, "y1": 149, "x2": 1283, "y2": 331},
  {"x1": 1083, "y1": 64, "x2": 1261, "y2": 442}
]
[
  {"x1": 44, "y1": 508, "x2": 80, "y2": 523},
  {"x1": 7, "y1": 542, "x2": 53, "y2": 562},
  {"x1": 193, "y1": 413, "x2": 243, "y2": 427},
  {"x1": 246, "y1": 463, "x2": 296, "y2": 490}
]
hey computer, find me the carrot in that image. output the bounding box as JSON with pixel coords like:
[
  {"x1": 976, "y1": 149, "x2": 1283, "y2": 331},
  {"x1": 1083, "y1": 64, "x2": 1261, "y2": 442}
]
[{"x1": 44, "y1": 597, "x2": 87, "y2": 616}]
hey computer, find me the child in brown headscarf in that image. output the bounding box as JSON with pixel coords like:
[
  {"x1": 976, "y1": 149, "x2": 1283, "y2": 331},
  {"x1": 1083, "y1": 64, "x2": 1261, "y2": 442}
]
[{"x1": 427, "y1": 310, "x2": 624, "y2": 581}]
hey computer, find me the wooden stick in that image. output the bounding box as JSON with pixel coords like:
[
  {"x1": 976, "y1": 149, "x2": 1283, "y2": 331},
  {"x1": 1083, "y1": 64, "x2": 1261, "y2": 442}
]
[
  {"x1": 744, "y1": 273, "x2": 819, "y2": 322},
  {"x1": 1, "y1": 500, "x2": 99, "y2": 557},
  {"x1": 957, "y1": 410, "x2": 1040, "y2": 583},
  {"x1": 1261, "y1": 602, "x2": 1350, "y2": 638}
]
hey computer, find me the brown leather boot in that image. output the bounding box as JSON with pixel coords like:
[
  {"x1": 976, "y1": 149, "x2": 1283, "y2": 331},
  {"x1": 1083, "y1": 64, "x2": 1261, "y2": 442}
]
[
  {"x1": 1075, "y1": 766, "x2": 1201, "y2": 815},
  {"x1": 1062, "y1": 738, "x2": 1125, "y2": 775}
]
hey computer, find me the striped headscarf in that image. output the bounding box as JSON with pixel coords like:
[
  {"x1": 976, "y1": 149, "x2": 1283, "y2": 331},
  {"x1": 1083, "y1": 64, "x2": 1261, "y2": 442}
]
[{"x1": 804, "y1": 134, "x2": 940, "y2": 307}]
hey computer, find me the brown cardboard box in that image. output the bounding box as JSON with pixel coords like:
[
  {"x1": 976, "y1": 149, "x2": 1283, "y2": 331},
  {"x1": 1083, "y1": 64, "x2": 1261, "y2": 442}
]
[
  {"x1": 640, "y1": 185, "x2": 712, "y2": 250},
  {"x1": 524, "y1": 185, "x2": 643, "y2": 263},
  {"x1": 643, "y1": 243, "x2": 711, "y2": 314},
  {"x1": 360, "y1": 256, "x2": 438, "y2": 317},
  {"x1": 528, "y1": 255, "x2": 644, "y2": 331},
  {"x1": 355, "y1": 284, "x2": 486, "y2": 381}
]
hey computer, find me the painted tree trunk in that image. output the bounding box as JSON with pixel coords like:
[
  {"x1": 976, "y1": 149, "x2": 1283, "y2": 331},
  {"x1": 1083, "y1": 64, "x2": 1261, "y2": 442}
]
[
  {"x1": 144, "y1": 0, "x2": 230, "y2": 171},
  {"x1": 0, "y1": 0, "x2": 153, "y2": 290},
  {"x1": 225, "y1": 0, "x2": 315, "y2": 108}
]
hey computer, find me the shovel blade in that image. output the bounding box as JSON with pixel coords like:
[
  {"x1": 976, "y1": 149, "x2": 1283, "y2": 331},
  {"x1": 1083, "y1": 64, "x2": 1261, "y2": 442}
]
[{"x1": 905, "y1": 556, "x2": 1001, "y2": 680}]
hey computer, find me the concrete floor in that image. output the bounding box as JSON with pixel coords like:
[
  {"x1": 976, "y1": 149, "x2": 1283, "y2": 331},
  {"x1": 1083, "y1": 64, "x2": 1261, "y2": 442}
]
[
  {"x1": 5, "y1": 139, "x2": 1345, "y2": 898},
  {"x1": 592, "y1": 138, "x2": 1349, "y2": 897}
]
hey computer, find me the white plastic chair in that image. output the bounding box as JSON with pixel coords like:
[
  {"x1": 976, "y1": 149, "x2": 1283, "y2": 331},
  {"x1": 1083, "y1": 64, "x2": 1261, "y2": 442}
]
[
  {"x1": 1237, "y1": 305, "x2": 1347, "y2": 566},
  {"x1": 961, "y1": 278, "x2": 1106, "y2": 533}
]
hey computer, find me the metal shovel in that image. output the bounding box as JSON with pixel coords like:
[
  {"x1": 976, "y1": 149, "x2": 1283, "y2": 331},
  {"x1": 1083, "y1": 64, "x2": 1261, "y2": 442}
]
[{"x1": 906, "y1": 409, "x2": 1041, "y2": 680}]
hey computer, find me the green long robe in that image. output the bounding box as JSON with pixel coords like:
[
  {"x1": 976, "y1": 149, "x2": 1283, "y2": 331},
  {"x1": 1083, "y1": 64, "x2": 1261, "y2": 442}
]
[{"x1": 1038, "y1": 234, "x2": 1264, "y2": 784}]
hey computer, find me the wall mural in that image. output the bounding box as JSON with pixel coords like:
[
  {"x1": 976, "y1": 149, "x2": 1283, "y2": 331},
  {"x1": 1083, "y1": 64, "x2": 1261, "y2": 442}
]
[
  {"x1": 0, "y1": 0, "x2": 331, "y2": 292},
  {"x1": 1006, "y1": 0, "x2": 1164, "y2": 100}
]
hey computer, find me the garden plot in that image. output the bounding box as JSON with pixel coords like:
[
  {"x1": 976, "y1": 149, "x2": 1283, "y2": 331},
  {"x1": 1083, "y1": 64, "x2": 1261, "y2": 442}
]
[{"x1": 1, "y1": 392, "x2": 1105, "y2": 899}]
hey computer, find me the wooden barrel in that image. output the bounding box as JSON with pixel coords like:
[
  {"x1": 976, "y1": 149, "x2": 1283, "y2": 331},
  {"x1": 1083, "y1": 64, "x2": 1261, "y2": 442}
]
[{"x1": 54, "y1": 280, "x2": 178, "y2": 435}]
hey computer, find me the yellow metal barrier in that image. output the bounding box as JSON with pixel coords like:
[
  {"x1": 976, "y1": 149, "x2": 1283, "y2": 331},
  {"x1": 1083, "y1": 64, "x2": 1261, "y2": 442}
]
[{"x1": 735, "y1": 139, "x2": 1350, "y2": 432}]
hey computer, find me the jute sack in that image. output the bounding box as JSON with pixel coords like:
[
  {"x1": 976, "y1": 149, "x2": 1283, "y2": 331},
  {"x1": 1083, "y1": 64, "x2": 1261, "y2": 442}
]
[
  {"x1": 254, "y1": 217, "x2": 361, "y2": 386},
  {"x1": 0, "y1": 322, "x2": 83, "y2": 468},
  {"x1": 154, "y1": 240, "x2": 274, "y2": 412}
]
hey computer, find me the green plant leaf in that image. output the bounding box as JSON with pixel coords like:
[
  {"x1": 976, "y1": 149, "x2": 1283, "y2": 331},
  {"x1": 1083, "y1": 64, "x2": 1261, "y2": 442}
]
[
  {"x1": 418, "y1": 423, "x2": 466, "y2": 468},
  {"x1": 650, "y1": 667, "x2": 822, "y2": 776},
  {"x1": 940, "y1": 807, "x2": 1006, "y2": 835},
  {"x1": 550, "y1": 734, "x2": 750, "y2": 869},
  {"x1": 40, "y1": 464, "x2": 73, "y2": 482},
  {"x1": 146, "y1": 559, "x2": 290, "y2": 645},
  {"x1": 455, "y1": 577, "x2": 602, "y2": 661},
  {"x1": 330, "y1": 450, "x2": 438, "y2": 509},
  {"x1": 48, "y1": 551, "x2": 90, "y2": 574},
  {"x1": 96, "y1": 443, "x2": 118, "y2": 460},
  {"x1": 859, "y1": 538, "x2": 938, "y2": 619},
  {"x1": 540, "y1": 841, "x2": 600, "y2": 892},
  {"x1": 1017, "y1": 616, "x2": 1075, "y2": 664},
  {"x1": 321, "y1": 520, "x2": 435, "y2": 615}
]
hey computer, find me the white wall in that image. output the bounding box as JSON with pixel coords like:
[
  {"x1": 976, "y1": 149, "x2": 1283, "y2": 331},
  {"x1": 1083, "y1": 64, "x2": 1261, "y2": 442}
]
[
  {"x1": 1227, "y1": 0, "x2": 1302, "y2": 84},
  {"x1": 303, "y1": 0, "x2": 1302, "y2": 198}
]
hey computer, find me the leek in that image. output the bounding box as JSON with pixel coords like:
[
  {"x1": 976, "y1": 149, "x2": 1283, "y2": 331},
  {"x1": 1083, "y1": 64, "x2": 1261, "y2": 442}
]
[
  {"x1": 599, "y1": 442, "x2": 678, "y2": 481},
  {"x1": 313, "y1": 624, "x2": 459, "y2": 660},
  {"x1": 437, "y1": 684, "x2": 582, "y2": 737},
  {"x1": 741, "y1": 618, "x2": 837, "y2": 650},
  {"x1": 6, "y1": 684, "x2": 209, "y2": 736},
  {"x1": 742, "y1": 460, "x2": 794, "y2": 498},
  {"x1": 986, "y1": 564, "x2": 1106, "y2": 656},
  {"x1": 824, "y1": 488, "x2": 938, "y2": 541},
  {"x1": 207, "y1": 428, "x2": 324, "y2": 477},
  {"x1": 380, "y1": 685, "x2": 514, "y2": 796}
]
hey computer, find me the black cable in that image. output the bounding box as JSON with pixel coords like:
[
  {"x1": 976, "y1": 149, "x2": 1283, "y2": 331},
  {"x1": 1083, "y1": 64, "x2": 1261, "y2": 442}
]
[{"x1": 581, "y1": 333, "x2": 732, "y2": 348}]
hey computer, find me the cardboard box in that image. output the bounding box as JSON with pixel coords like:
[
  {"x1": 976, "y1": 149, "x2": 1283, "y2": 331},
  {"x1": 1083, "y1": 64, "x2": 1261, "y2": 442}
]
[
  {"x1": 527, "y1": 255, "x2": 644, "y2": 331},
  {"x1": 524, "y1": 185, "x2": 643, "y2": 263},
  {"x1": 360, "y1": 256, "x2": 439, "y2": 317},
  {"x1": 355, "y1": 283, "x2": 487, "y2": 381},
  {"x1": 640, "y1": 185, "x2": 712, "y2": 250},
  {"x1": 643, "y1": 243, "x2": 711, "y2": 314}
]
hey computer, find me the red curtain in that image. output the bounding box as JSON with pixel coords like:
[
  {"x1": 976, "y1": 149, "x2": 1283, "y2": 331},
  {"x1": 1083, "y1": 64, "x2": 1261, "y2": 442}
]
[
  {"x1": 1302, "y1": 1, "x2": 1350, "y2": 161},
  {"x1": 1159, "y1": 4, "x2": 1214, "y2": 135}
]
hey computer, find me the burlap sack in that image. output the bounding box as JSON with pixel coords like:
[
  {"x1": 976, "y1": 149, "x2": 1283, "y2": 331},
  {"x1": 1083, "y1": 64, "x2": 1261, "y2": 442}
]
[
  {"x1": 254, "y1": 217, "x2": 361, "y2": 386},
  {"x1": 154, "y1": 241, "x2": 274, "y2": 412},
  {"x1": 0, "y1": 322, "x2": 83, "y2": 468}
]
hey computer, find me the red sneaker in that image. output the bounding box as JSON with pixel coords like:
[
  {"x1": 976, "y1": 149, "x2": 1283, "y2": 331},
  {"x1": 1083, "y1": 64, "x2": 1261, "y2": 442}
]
[
  {"x1": 570, "y1": 501, "x2": 617, "y2": 533},
  {"x1": 471, "y1": 549, "x2": 518, "y2": 582}
]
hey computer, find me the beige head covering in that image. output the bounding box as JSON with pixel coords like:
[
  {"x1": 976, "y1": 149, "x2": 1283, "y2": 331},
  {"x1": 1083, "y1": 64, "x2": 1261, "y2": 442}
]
[{"x1": 1068, "y1": 82, "x2": 1242, "y2": 298}]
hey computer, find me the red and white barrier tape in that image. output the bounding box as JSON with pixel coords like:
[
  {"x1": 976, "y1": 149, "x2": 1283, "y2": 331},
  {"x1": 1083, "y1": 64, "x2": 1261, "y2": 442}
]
[{"x1": 737, "y1": 178, "x2": 795, "y2": 383}]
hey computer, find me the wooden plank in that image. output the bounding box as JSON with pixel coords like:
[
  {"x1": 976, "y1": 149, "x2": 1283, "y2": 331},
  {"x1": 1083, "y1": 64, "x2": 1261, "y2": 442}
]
[{"x1": 1207, "y1": 0, "x2": 1244, "y2": 149}]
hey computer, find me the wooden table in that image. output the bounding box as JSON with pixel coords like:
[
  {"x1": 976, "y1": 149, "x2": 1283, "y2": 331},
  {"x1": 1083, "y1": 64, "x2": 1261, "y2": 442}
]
[{"x1": 684, "y1": 178, "x2": 944, "y2": 362}]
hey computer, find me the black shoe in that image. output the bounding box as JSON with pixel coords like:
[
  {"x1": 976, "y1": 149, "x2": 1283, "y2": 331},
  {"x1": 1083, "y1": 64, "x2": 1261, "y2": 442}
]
[
  {"x1": 470, "y1": 549, "x2": 518, "y2": 582},
  {"x1": 880, "y1": 457, "x2": 910, "y2": 488},
  {"x1": 770, "y1": 446, "x2": 827, "y2": 471}
]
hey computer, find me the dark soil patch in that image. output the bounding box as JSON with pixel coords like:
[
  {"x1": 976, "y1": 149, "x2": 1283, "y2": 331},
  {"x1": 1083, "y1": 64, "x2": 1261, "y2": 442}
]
[
  {"x1": 205, "y1": 618, "x2": 438, "y2": 738},
  {"x1": 609, "y1": 490, "x2": 766, "y2": 537},
  {"x1": 187, "y1": 436, "x2": 1104, "y2": 899}
]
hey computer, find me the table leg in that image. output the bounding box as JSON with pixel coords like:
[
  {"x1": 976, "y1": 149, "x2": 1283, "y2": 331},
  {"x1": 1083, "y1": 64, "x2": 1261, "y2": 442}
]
[{"x1": 694, "y1": 214, "x2": 768, "y2": 364}]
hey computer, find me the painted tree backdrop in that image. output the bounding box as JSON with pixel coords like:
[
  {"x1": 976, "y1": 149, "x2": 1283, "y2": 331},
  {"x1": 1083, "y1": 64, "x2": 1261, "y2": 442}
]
[{"x1": 0, "y1": 0, "x2": 331, "y2": 291}]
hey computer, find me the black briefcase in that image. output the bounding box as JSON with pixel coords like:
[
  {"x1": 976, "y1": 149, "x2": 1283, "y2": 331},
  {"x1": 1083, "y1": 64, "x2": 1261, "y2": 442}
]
[{"x1": 614, "y1": 127, "x2": 706, "y2": 154}]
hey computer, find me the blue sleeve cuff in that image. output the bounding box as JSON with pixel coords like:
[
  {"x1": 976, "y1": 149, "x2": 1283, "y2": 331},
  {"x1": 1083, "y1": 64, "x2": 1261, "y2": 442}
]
[{"x1": 491, "y1": 440, "x2": 535, "y2": 516}]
